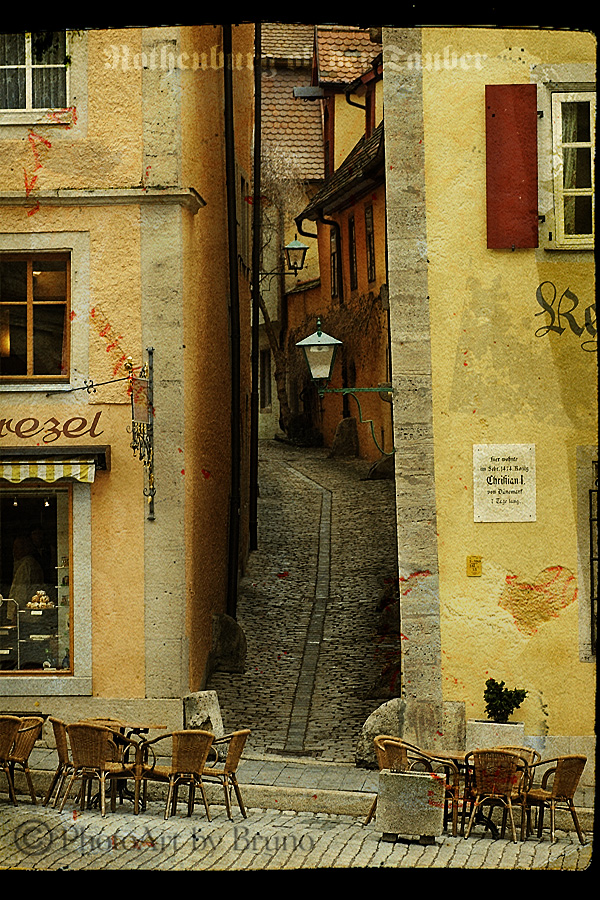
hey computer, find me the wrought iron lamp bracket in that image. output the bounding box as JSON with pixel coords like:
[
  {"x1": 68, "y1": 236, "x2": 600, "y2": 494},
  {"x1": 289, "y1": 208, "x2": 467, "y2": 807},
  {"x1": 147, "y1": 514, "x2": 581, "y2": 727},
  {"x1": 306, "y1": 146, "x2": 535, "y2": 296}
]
[
  {"x1": 125, "y1": 349, "x2": 156, "y2": 520},
  {"x1": 316, "y1": 385, "x2": 396, "y2": 457}
]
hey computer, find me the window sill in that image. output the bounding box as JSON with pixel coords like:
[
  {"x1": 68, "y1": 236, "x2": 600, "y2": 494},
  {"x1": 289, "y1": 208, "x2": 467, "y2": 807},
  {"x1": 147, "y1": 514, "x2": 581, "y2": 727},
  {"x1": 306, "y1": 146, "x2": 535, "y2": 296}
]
[
  {"x1": 0, "y1": 107, "x2": 77, "y2": 128},
  {"x1": 0, "y1": 675, "x2": 91, "y2": 696},
  {"x1": 0, "y1": 381, "x2": 73, "y2": 393}
]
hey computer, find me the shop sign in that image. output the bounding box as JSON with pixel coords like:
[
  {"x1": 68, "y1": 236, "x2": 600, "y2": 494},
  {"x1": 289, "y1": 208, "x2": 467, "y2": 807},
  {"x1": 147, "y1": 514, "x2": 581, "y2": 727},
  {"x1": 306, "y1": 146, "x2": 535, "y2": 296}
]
[{"x1": 0, "y1": 412, "x2": 104, "y2": 444}]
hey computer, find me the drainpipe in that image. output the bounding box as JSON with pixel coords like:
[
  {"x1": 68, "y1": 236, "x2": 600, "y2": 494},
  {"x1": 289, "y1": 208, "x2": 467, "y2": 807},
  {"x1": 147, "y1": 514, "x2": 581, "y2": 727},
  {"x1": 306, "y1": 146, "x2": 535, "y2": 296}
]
[
  {"x1": 249, "y1": 22, "x2": 261, "y2": 552},
  {"x1": 315, "y1": 210, "x2": 349, "y2": 417},
  {"x1": 223, "y1": 24, "x2": 241, "y2": 619}
]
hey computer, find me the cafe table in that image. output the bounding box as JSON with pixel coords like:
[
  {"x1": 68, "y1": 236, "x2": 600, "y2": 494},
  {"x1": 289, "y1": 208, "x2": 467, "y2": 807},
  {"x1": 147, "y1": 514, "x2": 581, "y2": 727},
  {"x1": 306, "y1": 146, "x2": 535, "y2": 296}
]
[{"x1": 81, "y1": 718, "x2": 166, "y2": 814}]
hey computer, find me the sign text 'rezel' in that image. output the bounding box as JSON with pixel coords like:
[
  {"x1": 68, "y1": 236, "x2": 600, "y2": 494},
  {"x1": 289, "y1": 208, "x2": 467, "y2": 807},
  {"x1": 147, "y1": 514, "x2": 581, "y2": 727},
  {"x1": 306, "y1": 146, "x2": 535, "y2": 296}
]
[{"x1": 0, "y1": 412, "x2": 104, "y2": 444}]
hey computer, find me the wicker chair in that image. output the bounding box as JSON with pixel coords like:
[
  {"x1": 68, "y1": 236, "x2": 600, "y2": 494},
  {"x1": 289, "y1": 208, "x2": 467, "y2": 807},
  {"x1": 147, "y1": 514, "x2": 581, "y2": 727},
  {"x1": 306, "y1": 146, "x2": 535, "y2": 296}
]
[
  {"x1": 202, "y1": 729, "x2": 251, "y2": 820},
  {"x1": 364, "y1": 736, "x2": 461, "y2": 836},
  {"x1": 519, "y1": 755, "x2": 587, "y2": 844},
  {"x1": 43, "y1": 717, "x2": 74, "y2": 808},
  {"x1": 59, "y1": 723, "x2": 137, "y2": 816},
  {"x1": 0, "y1": 715, "x2": 22, "y2": 805},
  {"x1": 7, "y1": 717, "x2": 44, "y2": 804},
  {"x1": 137, "y1": 730, "x2": 215, "y2": 821},
  {"x1": 462, "y1": 749, "x2": 528, "y2": 842}
]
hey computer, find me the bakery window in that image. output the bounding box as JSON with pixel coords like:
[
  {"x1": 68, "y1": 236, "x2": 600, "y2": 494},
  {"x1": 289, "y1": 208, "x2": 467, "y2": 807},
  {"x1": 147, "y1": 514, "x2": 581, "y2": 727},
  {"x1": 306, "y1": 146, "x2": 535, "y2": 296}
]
[{"x1": 0, "y1": 485, "x2": 72, "y2": 673}]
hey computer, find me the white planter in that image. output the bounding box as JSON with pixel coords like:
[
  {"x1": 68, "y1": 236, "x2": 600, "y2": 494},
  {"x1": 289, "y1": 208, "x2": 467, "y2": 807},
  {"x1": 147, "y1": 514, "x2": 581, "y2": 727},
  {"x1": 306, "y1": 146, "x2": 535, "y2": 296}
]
[
  {"x1": 375, "y1": 770, "x2": 445, "y2": 839},
  {"x1": 466, "y1": 719, "x2": 525, "y2": 750}
]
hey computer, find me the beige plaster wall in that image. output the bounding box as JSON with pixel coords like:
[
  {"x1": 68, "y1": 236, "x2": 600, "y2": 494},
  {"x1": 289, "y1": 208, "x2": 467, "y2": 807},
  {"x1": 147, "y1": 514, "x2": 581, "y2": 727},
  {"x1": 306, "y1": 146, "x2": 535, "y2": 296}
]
[{"x1": 420, "y1": 27, "x2": 596, "y2": 736}]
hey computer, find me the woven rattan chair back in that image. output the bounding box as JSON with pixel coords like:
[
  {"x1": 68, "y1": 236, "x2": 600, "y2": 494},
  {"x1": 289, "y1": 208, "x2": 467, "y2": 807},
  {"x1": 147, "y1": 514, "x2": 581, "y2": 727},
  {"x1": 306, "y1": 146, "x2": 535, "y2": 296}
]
[
  {"x1": 67, "y1": 723, "x2": 114, "y2": 769},
  {"x1": 171, "y1": 730, "x2": 215, "y2": 775},
  {"x1": 49, "y1": 717, "x2": 70, "y2": 767},
  {"x1": 471, "y1": 750, "x2": 522, "y2": 796},
  {"x1": 375, "y1": 736, "x2": 410, "y2": 772},
  {"x1": 221, "y1": 730, "x2": 251, "y2": 774},
  {"x1": 547, "y1": 755, "x2": 586, "y2": 800},
  {"x1": 496, "y1": 746, "x2": 541, "y2": 766},
  {"x1": 11, "y1": 717, "x2": 43, "y2": 763},
  {"x1": 0, "y1": 716, "x2": 21, "y2": 759}
]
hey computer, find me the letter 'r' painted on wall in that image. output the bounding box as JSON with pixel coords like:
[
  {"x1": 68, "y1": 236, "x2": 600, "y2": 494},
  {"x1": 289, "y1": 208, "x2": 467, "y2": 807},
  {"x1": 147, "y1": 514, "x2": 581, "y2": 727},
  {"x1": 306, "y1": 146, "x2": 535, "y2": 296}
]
[{"x1": 485, "y1": 83, "x2": 539, "y2": 249}]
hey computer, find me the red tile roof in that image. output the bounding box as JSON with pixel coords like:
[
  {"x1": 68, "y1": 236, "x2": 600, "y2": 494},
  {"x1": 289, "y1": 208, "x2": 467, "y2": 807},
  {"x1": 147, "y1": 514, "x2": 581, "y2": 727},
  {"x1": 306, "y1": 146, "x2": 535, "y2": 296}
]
[
  {"x1": 261, "y1": 22, "x2": 314, "y2": 61},
  {"x1": 261, "y1": 27, "x2": 323, "y2": 181},
  {"x1": 315, "y1": 26, "x2": 381, "y2": 85}
]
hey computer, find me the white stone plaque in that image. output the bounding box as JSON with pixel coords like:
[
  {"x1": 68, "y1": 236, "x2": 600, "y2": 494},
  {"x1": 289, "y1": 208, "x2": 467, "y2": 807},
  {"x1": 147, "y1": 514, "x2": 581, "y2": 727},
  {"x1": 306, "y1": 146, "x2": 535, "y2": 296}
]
[{"x1": 473, "y1": 444, "x2": 536, "y2": 522}]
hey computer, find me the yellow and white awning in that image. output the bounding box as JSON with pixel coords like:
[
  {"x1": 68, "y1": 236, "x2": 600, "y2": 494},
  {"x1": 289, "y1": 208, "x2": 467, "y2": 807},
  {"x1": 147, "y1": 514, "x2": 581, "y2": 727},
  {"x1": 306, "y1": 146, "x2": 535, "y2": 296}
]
[{"x1": 0, "y1": 459, "x2": 96, "y2": 484}]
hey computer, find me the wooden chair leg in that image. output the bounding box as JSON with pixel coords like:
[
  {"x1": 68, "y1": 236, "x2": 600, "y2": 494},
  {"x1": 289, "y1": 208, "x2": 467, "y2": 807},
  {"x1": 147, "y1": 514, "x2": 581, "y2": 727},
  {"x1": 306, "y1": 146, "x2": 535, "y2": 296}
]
[
  {"x1": 58, "y1": 772, "x2": 78, "y2": 812},
  {"x1": 165, "y1": 777, "x2": 176, "y2": 820},
  {"x1": 3, "y1": 766, "x2": 18, "y2": 805},
  {"x1": 187, "y1": 781, "x2": 195, "y2": 817},
  {"x1": 568, "y1": 801, "x2": 586, "y2": 845},
  {"x1": 232, "y1": 777, "x2": 247, "y2": 818},
  {"x1": 364, "y1": 796, "x2": 377, "y2": 826},
  {"x1": 43, "y1": 767, "x2": 62, "y2": 807}
]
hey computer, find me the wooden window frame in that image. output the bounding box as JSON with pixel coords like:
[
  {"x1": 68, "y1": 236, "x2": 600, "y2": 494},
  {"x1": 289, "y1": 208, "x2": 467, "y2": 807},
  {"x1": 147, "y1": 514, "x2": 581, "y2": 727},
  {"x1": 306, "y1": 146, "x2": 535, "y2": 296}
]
[
  {"x1": 0, "y1": 482, "x2": 73, "y2": 676},
  {"x1": 0, "y1": 252, "x2": 71, "y2": 383}
]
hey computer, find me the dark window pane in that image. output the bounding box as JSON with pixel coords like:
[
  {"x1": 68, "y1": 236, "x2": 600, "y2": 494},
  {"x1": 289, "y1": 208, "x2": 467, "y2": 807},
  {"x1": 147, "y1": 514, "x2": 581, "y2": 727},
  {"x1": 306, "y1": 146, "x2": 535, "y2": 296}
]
[
  {"x1": 0, "y1": 33, "x2": 25, "y2": 65},
  {"x1": 32, "y1": 67, "x2": 66, "y2": 109},
  {"x1": 32, "y1": 260, "x2": 67, "y2": 302},
  {"x1": 563, "y1": 147, "x2": 592, "y2": 189},
  {"x1": 562, "y1": 101, "x2": 591, "y2": 143},
  {"x1": 0, "y1": 260, "x2": 27, "y2": 302},
  {"x1": 564, "y1": 196, "x2": 593, "y2": 235},
  {"x1": 33, "y1": 305, "x2": 66, "y2": 375},
  {"x1": 0, "y1": 306, "x2": 27, "y2": 375},
  {"x1": 0, "y1": 67, "x2": 25, "y2": 109},
  {"x1": 32, "y1": 32, "x2": 66, "y2": 65}
]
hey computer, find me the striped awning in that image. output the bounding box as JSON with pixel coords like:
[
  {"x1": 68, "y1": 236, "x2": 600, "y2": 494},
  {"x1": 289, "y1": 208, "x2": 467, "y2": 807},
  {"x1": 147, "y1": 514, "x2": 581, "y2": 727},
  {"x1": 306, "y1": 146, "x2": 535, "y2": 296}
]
[{"x1": 0, "y1": 459, "x2": 96, "y2": 484}]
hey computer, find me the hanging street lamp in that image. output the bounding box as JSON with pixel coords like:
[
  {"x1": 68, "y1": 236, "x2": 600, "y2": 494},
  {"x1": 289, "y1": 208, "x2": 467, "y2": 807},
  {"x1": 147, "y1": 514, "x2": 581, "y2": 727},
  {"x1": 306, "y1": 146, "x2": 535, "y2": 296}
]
[{"x1": 296, "y1": 318, "x2": 395, "y2": 456}]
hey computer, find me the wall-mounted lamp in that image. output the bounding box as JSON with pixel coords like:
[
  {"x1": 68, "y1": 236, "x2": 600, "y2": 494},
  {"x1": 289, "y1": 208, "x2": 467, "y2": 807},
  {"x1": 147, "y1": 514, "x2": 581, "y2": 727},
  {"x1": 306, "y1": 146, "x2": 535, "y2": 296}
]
[
  {"x1": 296, "y1": 317, "x2": 395, "y2": 456},
  {"x1": 283, "y1": 235, "x2": 309, "y2": 274},
  {"x1": 295, "y1": 318, "x2": 342, "y2": 383},
  {"x1": 261, "y1": 235, "x2": 309, "y2": 278}
]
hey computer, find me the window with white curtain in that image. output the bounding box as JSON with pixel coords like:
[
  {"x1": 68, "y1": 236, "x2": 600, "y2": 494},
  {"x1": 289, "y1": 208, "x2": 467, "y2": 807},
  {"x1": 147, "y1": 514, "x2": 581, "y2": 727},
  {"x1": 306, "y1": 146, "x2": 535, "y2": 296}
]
[
  {"x1": 551, "y1": 91, "x2": 595, "y2": 249},
  {"x1": 0, "y1": 32, "x2": 68, "y2": 111}
]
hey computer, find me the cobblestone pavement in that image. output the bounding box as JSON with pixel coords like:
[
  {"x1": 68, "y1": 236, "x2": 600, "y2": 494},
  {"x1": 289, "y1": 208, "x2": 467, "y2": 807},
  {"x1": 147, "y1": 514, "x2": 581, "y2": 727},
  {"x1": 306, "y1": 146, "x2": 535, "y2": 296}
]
[
  {"x1": 207, "y1": 439, "x2": 400, "y2": 761},
  {"x1": 0, "y1": 440, "x2": 594, "y2": 871},
  {"x1": 0, "y1": 800, "x2": 593, "y2": 871}
]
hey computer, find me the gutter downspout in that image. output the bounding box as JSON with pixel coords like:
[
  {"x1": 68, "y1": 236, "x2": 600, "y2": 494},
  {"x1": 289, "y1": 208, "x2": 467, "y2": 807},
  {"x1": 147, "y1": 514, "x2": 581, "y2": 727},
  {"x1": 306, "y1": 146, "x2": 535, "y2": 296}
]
[
  {"x1": 315, "y1": 210, "x2": 348, "y2": 417},
  {"x1": 249, "y1": 22, "x2": 261, "y2": 552},
  {"x1": 224, "y1": 24, "x2": 241, "y2": 619}
]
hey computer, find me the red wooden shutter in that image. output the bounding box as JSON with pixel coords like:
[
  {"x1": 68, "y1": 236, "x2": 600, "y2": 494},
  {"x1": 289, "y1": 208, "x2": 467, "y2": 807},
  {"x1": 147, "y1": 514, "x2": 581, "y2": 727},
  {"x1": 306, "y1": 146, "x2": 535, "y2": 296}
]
[{"x1": 485, "y1": 84, "x2": 539, "y2": 249}]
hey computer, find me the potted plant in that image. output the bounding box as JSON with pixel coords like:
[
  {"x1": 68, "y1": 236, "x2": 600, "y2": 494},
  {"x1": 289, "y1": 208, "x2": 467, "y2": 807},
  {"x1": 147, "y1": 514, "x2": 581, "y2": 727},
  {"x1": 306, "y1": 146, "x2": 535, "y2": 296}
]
[{"x1": 466, "y1": 678, "x2": 528, "y2": 749}]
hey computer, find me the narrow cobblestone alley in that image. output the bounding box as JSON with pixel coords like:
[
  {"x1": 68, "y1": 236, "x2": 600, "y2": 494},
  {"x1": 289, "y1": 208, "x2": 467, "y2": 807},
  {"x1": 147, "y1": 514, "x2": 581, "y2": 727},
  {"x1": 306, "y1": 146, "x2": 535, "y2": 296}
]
[{"x1": 206, "y1": 439, "x2": 400, "y2": 763}]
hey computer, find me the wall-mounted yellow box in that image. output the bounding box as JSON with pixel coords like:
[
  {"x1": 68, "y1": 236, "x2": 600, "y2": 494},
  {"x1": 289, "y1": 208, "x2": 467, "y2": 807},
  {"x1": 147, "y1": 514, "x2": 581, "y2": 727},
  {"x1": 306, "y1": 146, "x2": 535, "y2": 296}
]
[{"x1": 466, "y1": 556, "x2": 482, "y2": 577}]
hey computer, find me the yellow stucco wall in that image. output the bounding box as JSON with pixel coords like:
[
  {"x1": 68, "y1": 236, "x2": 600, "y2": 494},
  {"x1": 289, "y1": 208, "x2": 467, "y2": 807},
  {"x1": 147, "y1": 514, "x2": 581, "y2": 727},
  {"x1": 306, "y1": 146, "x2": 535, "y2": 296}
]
[
  {"x1": 421, "y1": 27, "x2": 596, "y2": 735},
  {"x1": 0, "y1": 203, "x2": 146, "y2": 697},
  {"x1": 0, "y1": 25, "x2": 255, "y2": 700},
  {"x1": 179, "y1": 24, "x2": 255, "y2": 690}
]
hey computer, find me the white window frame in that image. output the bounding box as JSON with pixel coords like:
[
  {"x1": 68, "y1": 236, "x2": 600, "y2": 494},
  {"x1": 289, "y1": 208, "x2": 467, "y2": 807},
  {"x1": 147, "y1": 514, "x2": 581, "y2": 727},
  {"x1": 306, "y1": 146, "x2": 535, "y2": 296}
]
[
  {"x1": 533, "y1": 63, "x2": 596, "y2": 254},
  {"x1": 0, "y1": 30, "x2": 86, "y2": 128},
  {"x1": 551, "y1": 91, "x2": 596, "y2": 250}
]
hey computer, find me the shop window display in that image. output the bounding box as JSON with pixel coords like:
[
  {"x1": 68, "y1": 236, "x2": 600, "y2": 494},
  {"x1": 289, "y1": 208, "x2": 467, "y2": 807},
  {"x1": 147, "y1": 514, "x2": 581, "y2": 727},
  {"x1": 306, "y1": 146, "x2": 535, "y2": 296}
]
[{"x1": 0, "y1": 486, "x2": 71, "y2": 672}]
